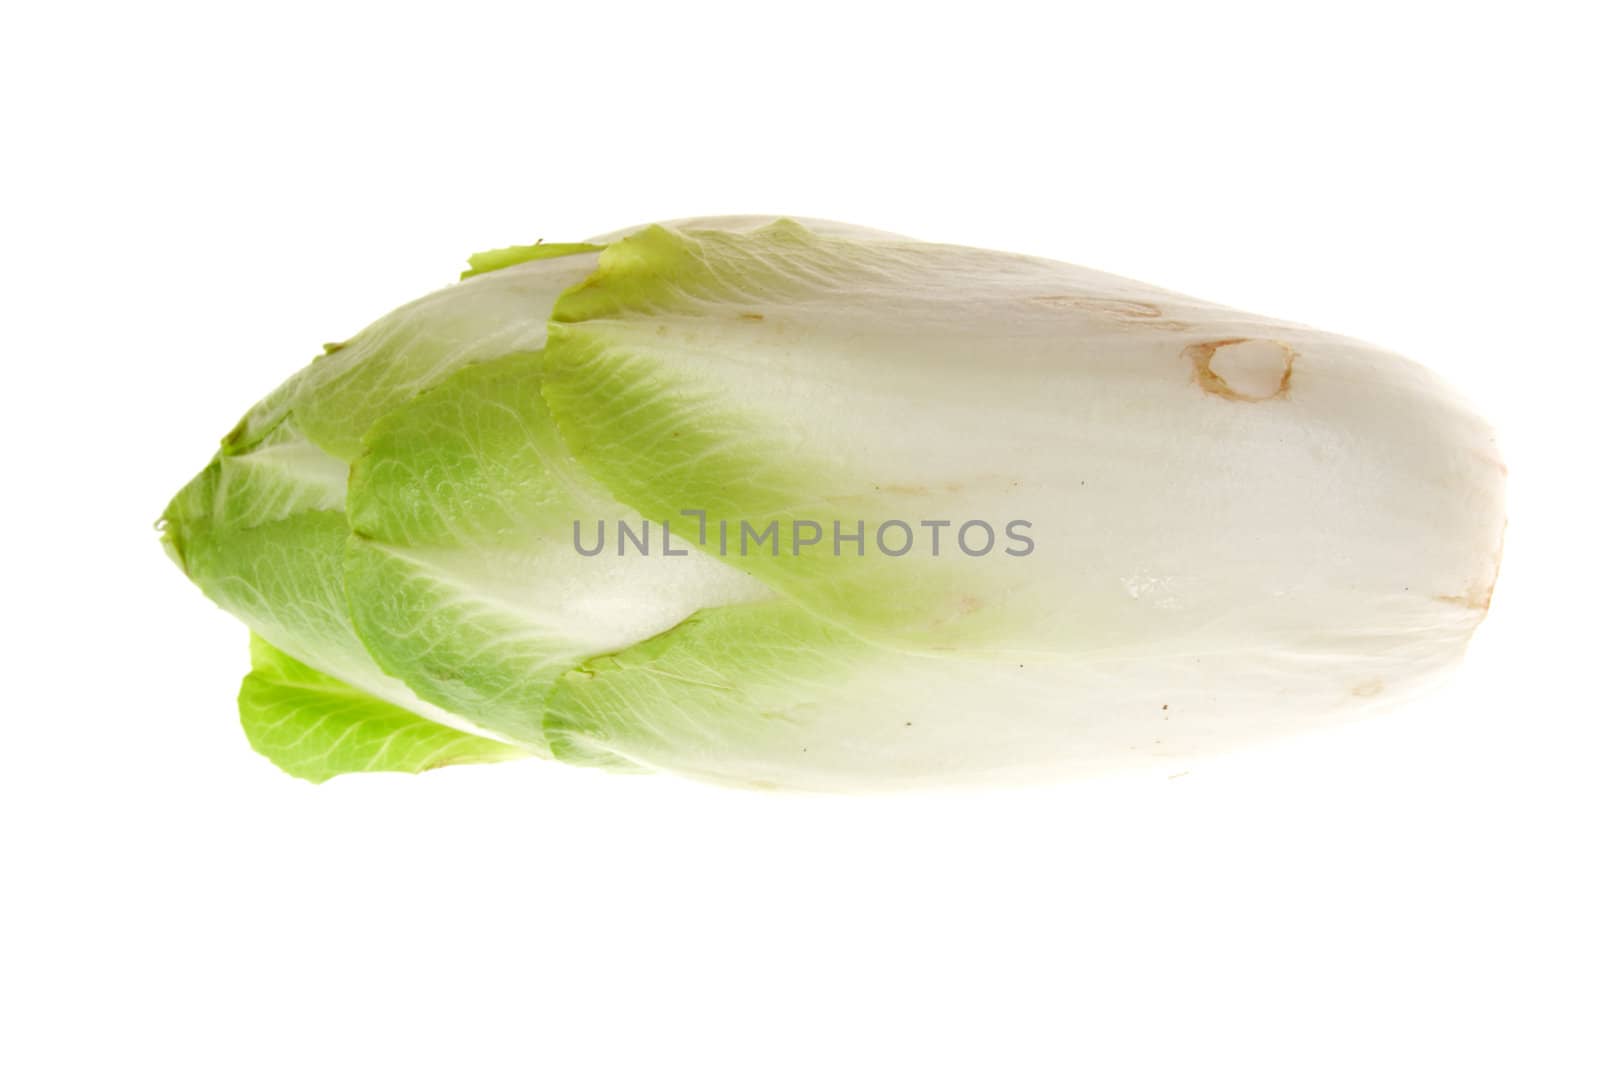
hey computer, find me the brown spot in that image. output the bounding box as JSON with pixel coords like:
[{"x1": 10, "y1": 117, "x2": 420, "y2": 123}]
[
  {"x1": 1184, "y1": 338, "x2": 1296, "y2": 402},
  {"x1": 1030, "y1": 295, "x2": 1190, "y2": 331},
  {"x1": 957, "y1": 596, "x2": 982, "y2": 615},
  {"x1": 1435, "y1": 590, "x2": 1494, "y2": 612},
  {"x1": 1478, "y1": 520, "x2": 1506, "y2": 613},
  {"x1": 1352, "y1": 679, "x2": 1385, "y2": 698},
  {"x1": 1432, "y1": 517, "x2": 1504, "y2": 615},
  {"x1": 739, "y1": 312, "x2": 765, "y2": 321}
]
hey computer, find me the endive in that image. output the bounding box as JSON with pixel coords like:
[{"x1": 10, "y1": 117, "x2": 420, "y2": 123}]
[{"x1": 160, "y1": 216, "x2": 1505, "y2": 790}]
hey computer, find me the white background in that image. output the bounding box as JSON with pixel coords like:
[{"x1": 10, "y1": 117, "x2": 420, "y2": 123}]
[{"x1": 4, "y1": 2, "x2": 1595, "y2": 1064}]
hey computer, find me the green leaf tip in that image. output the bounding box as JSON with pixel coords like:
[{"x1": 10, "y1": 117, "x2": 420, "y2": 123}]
[
  {"x1": 238, "y1": 635, "x2": 529, "y2": 783},
  {"x1": 461, "y1": 241, "x2": 604, "y2": 280}
]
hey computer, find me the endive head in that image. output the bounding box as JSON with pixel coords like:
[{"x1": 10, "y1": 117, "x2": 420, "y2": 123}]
[{"x1": 161, "y1": 217, "x2": 1505, "y2": 790}]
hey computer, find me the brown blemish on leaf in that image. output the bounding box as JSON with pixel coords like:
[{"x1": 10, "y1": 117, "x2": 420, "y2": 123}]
[
  {"x1": 1436, "y1": 589, "x2": 1494, "y2": 612},
  {"x1": 1183, "y1": 338, "x2": 1296, "y2": 402},
  {"x1": 1352, "y1": 679, "x2": 1385, "y2": 698},
  {"x1": 1482, "y1": 520, "x2": 1506, "y2": 611},
  {"x1": 1436, "y1": 517, "x2": 1505, "y2": 616},
  {"x1": 1030, "y1": 295, "x2": 1190, "y2": 331},
  {"x1": 739, "y1": 312, "x2": 765, "y2": 321}
]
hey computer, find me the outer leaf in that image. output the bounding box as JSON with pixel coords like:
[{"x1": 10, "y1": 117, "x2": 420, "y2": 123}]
[
  {"x1": 581, "y1": 214, "x2": 910, "y2": 244},
  {"x1": 541, "y1": 221, "x2": 1504, "y2": 661},
  {"x1": 161, "y1": 420, "x2": 348, "y2": 563},
  {"x1": 226, "y1": 248, "x2": 601, "y2": 461},
  {"x1": 344, "y1": 350, "x2": 771, "y2": 747},
  {"x1": 240, "y1": 635, "x2": 527, "y2": 782},
  {"x1": 543, "y1": 597, "x2": 1460, "y2": 792},
  {"x1": 175, "y1": 507, "x2": 498, "y2": 735},
  {"x1": 461, "y1": 242, "x2": 603, "y2": 279}
]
